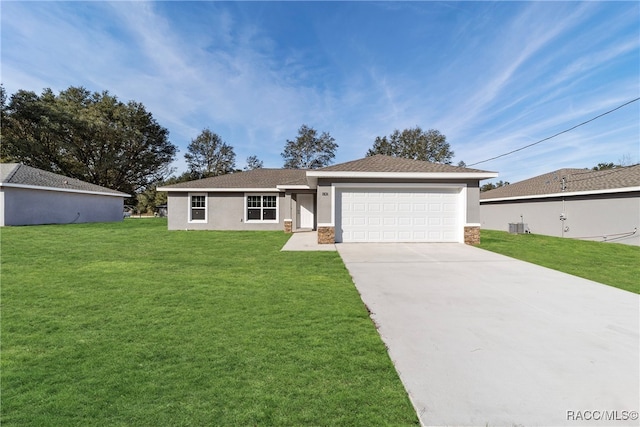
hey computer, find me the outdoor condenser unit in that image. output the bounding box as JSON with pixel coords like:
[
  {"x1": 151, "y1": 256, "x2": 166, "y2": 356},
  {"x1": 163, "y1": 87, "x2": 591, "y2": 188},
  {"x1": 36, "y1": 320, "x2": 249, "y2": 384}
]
[{"x1": 508, "y1": 223, "x2": 527, "y2": 234}]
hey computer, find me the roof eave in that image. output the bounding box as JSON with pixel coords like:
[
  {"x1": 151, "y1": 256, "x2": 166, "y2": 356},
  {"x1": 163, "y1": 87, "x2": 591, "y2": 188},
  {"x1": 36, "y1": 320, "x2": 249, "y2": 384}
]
[
  {"x1": 305, "y1": 171, "x2": 499, "y2": 180},
  {"x1": 480, "y1": 186, "x2": 640, "y2": 202},
  {"x1": 157, "y1": 186, "x2": 284, "y2": 193},
  {"x1": 275, "y1": 184, "x2": 312, "y2": 190},
  {"x1": 0, "y1": 182, "x2": 130, "y2": 197}
]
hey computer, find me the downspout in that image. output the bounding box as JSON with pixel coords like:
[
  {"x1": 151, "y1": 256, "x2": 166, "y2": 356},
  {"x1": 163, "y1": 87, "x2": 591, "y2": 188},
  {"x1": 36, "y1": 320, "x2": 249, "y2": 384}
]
[
  {"x1": 289, "y1": 191, "x2": 295, "y2": 230},
  {"x1": 560, "y1": 177, "x2": 566, "y2": 238},
  {"x1": 561, "y1": 198, "x2": 565, "y2": 238}
]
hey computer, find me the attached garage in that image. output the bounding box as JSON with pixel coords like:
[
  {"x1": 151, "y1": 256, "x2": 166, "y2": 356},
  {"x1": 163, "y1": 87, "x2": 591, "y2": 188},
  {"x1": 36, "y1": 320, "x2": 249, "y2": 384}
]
[
  {"x1": 336, "y1": 186, "x2": 462, "y2": 242},
  {"x1": 307, "y1": 155, "x2": 497, "y2": 245}
]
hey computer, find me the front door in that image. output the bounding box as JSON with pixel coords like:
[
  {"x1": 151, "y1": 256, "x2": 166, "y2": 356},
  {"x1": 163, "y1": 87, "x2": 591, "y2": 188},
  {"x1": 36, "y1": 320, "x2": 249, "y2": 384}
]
[{"x1": 297, "y1": 194, "x2": 315, "y2": 229}]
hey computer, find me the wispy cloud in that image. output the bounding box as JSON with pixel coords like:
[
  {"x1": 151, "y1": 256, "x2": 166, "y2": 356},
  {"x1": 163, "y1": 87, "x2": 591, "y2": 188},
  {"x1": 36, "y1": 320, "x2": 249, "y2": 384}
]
[
  {"x1": 437, "y1": 3, "x2": 598, "y2": 135},
  {"x1": 2, "y1": 1, "x2": 637, "y2": 177}
]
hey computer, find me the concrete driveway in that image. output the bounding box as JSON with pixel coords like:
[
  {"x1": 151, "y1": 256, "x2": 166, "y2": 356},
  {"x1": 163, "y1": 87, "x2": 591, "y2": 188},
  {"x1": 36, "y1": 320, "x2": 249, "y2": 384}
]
[{"x1": 337, "y1": 243, "x2": 639, "y2": 427}]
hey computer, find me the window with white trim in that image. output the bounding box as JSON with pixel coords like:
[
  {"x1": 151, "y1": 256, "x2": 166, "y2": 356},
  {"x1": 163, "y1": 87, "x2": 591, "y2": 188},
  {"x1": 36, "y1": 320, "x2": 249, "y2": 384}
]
[
  {"x1": 189, "y1": 193, "x2": 207, "y2": 222},
  {"x1": 246, "y1": 194, "x2": 278, "y2": 222}
]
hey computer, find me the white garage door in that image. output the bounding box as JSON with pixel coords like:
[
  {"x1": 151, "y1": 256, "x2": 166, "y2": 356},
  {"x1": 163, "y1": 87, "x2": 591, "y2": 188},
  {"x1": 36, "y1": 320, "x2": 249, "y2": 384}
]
[{"x1": 338, "y1": 188, "x2": 460, "y2": 243}]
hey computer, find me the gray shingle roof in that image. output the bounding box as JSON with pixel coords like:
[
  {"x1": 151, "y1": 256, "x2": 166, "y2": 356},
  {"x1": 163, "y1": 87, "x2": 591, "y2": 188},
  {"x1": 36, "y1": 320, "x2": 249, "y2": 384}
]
[
  {"x1": 159, "y1": 168, "x2": 308, "y2": 189},
  {"x1": 0, "y1": 163, "x2": 129, "y2": 196},
  {"x1": 160, "y1": 155, "x2": 496, "y2": 190},
  {"x1": 480, "y1": 165, "x2": 640, "y2": 199},
  {"x1": 316, "y1": 154, "x2": 495, "y2": 173}
]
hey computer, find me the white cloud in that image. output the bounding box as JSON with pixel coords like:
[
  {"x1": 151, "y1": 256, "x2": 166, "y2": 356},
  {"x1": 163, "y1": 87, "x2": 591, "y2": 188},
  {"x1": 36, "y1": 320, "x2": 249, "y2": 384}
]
[{"x1": 2, "y1": 1, "x2": 637, "y2": 176}]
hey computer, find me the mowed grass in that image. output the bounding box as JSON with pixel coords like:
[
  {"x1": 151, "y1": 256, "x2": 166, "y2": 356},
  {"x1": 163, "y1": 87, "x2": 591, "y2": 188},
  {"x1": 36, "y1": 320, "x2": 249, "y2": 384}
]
[
  {"x1": 479, "y1": 230, "x2": 640, "y2": 294},
  {"x1": 1, "y1": 219, "x2": 418, "y2": 426}
]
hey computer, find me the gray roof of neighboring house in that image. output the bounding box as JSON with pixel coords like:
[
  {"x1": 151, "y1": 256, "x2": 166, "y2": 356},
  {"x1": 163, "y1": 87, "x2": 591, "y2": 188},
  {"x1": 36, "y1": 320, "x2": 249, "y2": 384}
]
[
  {"x1": 0, "y1": 163, "x2": 129, "y2": 196},
  {"x1": 317, "y1": 154, "x2": 494, "y2": 174},
  {"x1": 480, "y1": 165, "x2": 640, "y2": 200},
  {"x1": 159, "y1": 168, "x2": 309, "y2": 189}
]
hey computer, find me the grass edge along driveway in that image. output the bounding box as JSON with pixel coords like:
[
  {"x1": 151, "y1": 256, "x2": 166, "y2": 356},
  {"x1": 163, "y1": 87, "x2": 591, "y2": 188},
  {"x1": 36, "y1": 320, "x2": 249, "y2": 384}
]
[
  {"x1": 1, "y1": 219, "x2": 419, "y2": 426},
  {"x1": 479, "y1": 229, "x2": 639, "y2": 294}
]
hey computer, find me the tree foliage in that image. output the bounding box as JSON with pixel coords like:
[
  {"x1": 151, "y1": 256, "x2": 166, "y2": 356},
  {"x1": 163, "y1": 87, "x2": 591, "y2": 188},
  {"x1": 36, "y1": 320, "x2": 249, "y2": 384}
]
[
  {"x1": 282, "y1": 125, "x2": 338, "y2": 169},
  {"x1": 185, "y1": 129, "x2": 236, "y2": 178},
  {"x1": 135, "y1": 171, "x2": 198, "y2": 214},
  {"x1": 1, "y1": 86, "x2": 176, "y2": 194},
  {"x1": 134, "y1": 185, "x2": 164, "y2": 215},
  {"x1": 0, "y1": 85, "x2": 7, "y2": 154},
  {"x1": 245, "y1": 155, "x2": 263, "y2": 171},
  {"x1": 591, "y1": 162, "x2": 618, "y2": 171},
  {"x1": 367, "y1": 127, "x2": 454, "y2": 164},
  {"x1": 480, "y1": 180, "x2": 510, "y2": 192}
]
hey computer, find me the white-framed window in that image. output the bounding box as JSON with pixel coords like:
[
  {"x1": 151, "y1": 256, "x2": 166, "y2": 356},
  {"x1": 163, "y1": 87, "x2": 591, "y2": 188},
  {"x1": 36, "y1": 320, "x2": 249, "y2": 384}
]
[
  {"x1": 245, "y1": 194, "x2": 278, "y2": 223},
  {"x1": 189, "y1": 193, "x2": 207, "y2": 223}
]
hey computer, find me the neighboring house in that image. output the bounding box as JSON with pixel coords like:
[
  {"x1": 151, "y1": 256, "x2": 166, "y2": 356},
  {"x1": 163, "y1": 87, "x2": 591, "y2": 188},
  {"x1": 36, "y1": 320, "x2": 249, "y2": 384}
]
[
  {"x1": 157, "y1": 155, "x2": 497, "y2": 244},
  {"x1": 0, "y1": 163, "x2": 130, "y2": 226},
  {"x1": 155, "y1": 204, "x2": 168, "y2": 217},
  {"x1": 480, "y1": 165, "x2": 640, "y2": 246}
]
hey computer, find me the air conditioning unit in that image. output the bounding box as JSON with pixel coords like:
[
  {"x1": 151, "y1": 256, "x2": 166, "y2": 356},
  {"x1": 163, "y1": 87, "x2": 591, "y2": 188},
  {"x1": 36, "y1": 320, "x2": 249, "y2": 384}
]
[{"x1": 508, "y1": 223, "x2": 527, "y2": 234}]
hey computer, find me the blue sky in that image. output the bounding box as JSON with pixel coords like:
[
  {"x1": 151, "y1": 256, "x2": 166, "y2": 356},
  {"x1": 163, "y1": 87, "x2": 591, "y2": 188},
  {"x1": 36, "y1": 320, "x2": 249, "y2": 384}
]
[{"x1": 1, "y1": 1, "x2": 638, "y2": 183}]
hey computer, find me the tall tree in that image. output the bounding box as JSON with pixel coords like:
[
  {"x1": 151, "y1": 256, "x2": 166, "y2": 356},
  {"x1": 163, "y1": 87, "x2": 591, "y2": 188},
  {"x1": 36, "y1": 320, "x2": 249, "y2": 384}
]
[
  {"x1": 618, "y1": 154, "x2": 634, "y2": 167},
  {"x1": 367, "y1": 126, "x2": 454, "y2": 164},
  {"x1": 282, "y1": 124, "x2": 338, "y2": 169},
  {"x1": 0, "y1": 85, "x2": 7, "y2": 162},
  {"x1": 135, "y1": 171, "x2": 199, "y2": 214},
  {"x1": 184, "y1": 129, "x2": 236, "y2": 178},
  {"x1": 245, "y1": 155, "x2": 263, "y2": 171},
  {"x1": 1, "y1": 86, "x2": 177, "y2": 194},
  {"x1": 480, "y1": 180, "x2": 510, "y2": 192},
  {"x1": 591, "y1": 162, "x2": 618, "y2": 171}
]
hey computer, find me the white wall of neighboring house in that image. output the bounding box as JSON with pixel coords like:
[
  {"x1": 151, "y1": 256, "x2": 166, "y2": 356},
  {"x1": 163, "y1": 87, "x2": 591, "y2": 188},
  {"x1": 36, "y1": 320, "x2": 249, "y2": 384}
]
[
  {"x1": 480, "y1": 192, "x2": 640, "y2": 246},
  {"x1": 0, "y1": 189, "x2": 5, "y2": 227},
  {"x1": 1, "y1": 186, "x2": 125, "y2": 226}
]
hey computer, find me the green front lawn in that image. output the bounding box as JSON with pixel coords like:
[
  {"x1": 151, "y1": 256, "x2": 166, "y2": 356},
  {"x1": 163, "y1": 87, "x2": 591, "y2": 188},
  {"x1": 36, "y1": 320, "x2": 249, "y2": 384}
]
[
  {"x1": 479, "y1": 230, "x2": 640, "y2": 294},
  {"x1": 1, "y1": 219, "x2": 418, "y2": 426}
]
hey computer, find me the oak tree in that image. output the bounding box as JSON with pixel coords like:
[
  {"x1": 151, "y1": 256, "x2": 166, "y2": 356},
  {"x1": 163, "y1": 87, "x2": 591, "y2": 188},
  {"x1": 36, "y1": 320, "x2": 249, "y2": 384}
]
[
  {"x1": 282, "y1": 124, "x2": 338, "y2": 169},
  {"x1": 1, "y1": 86, "x2": 176, "y2": 194},
  {"x1": 185, "y1": 129, "x2": 236, "y2": 178},
  {"x1": 367, "y1": 126, "x2": 453, "y2": 164},
  {"x1": 245, "y1": 155, "x2": 264, "y2": 170}
]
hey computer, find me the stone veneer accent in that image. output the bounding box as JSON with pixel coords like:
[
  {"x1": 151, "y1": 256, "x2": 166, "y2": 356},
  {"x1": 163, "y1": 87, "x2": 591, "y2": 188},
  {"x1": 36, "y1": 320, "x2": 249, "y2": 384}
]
[
  {"x1": 284, "y1": 220, "x2": 292, "y2": 234},
  {"x1": 317, "y1": 226, "x2": 335, "y2": 244},
  {"x1": 464, "y1": 226, "x2": 480, "y2": 245}
]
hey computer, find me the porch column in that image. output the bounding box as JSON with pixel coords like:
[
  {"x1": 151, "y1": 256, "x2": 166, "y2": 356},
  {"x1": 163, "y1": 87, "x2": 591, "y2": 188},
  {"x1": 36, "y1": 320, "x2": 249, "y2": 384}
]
[{"x1": 283, "y1": 191, "x2": 293, "y2": 233}]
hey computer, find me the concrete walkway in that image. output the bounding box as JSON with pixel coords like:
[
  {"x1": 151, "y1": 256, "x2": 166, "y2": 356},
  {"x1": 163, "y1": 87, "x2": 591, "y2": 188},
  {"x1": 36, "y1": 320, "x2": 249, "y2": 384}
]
[
  {"x1": 280, "y1": 231, "x2": 336, "y2": 251},
  {"x1": 337, "y1": 243, "x2": 640, "y2": 427}
]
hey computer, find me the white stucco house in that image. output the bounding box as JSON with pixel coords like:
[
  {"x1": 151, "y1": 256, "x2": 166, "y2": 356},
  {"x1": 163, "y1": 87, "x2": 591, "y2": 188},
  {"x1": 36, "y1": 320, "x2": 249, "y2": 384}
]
[
  {"x1": 158, "y1": 155, "x2": 498, "y2": 245},
  {"x1": 480, "y1": 165, "x2": 640, "y2": 245},
  {"x1": 0, "y1": 163, "x2": 130, "y2": 226}
]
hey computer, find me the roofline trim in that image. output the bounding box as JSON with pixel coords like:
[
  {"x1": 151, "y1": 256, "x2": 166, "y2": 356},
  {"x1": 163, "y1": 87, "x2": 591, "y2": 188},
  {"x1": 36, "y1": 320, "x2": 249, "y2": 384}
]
[
  {"x1": 0, "y1": 182, "x2": 130, "y2": 197},
  {"x1": 275, "y1": 184, "x2": 312, "y2": 190},
  {"x1": 306, "y1": 171, "x2": 498, "y2": 179},
  {"x1": 480, "y1": 186, "x2": 640, "y2": 202},
  {"x1": 157, "y1": 186, "x2": 284, "y2": 193}
]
